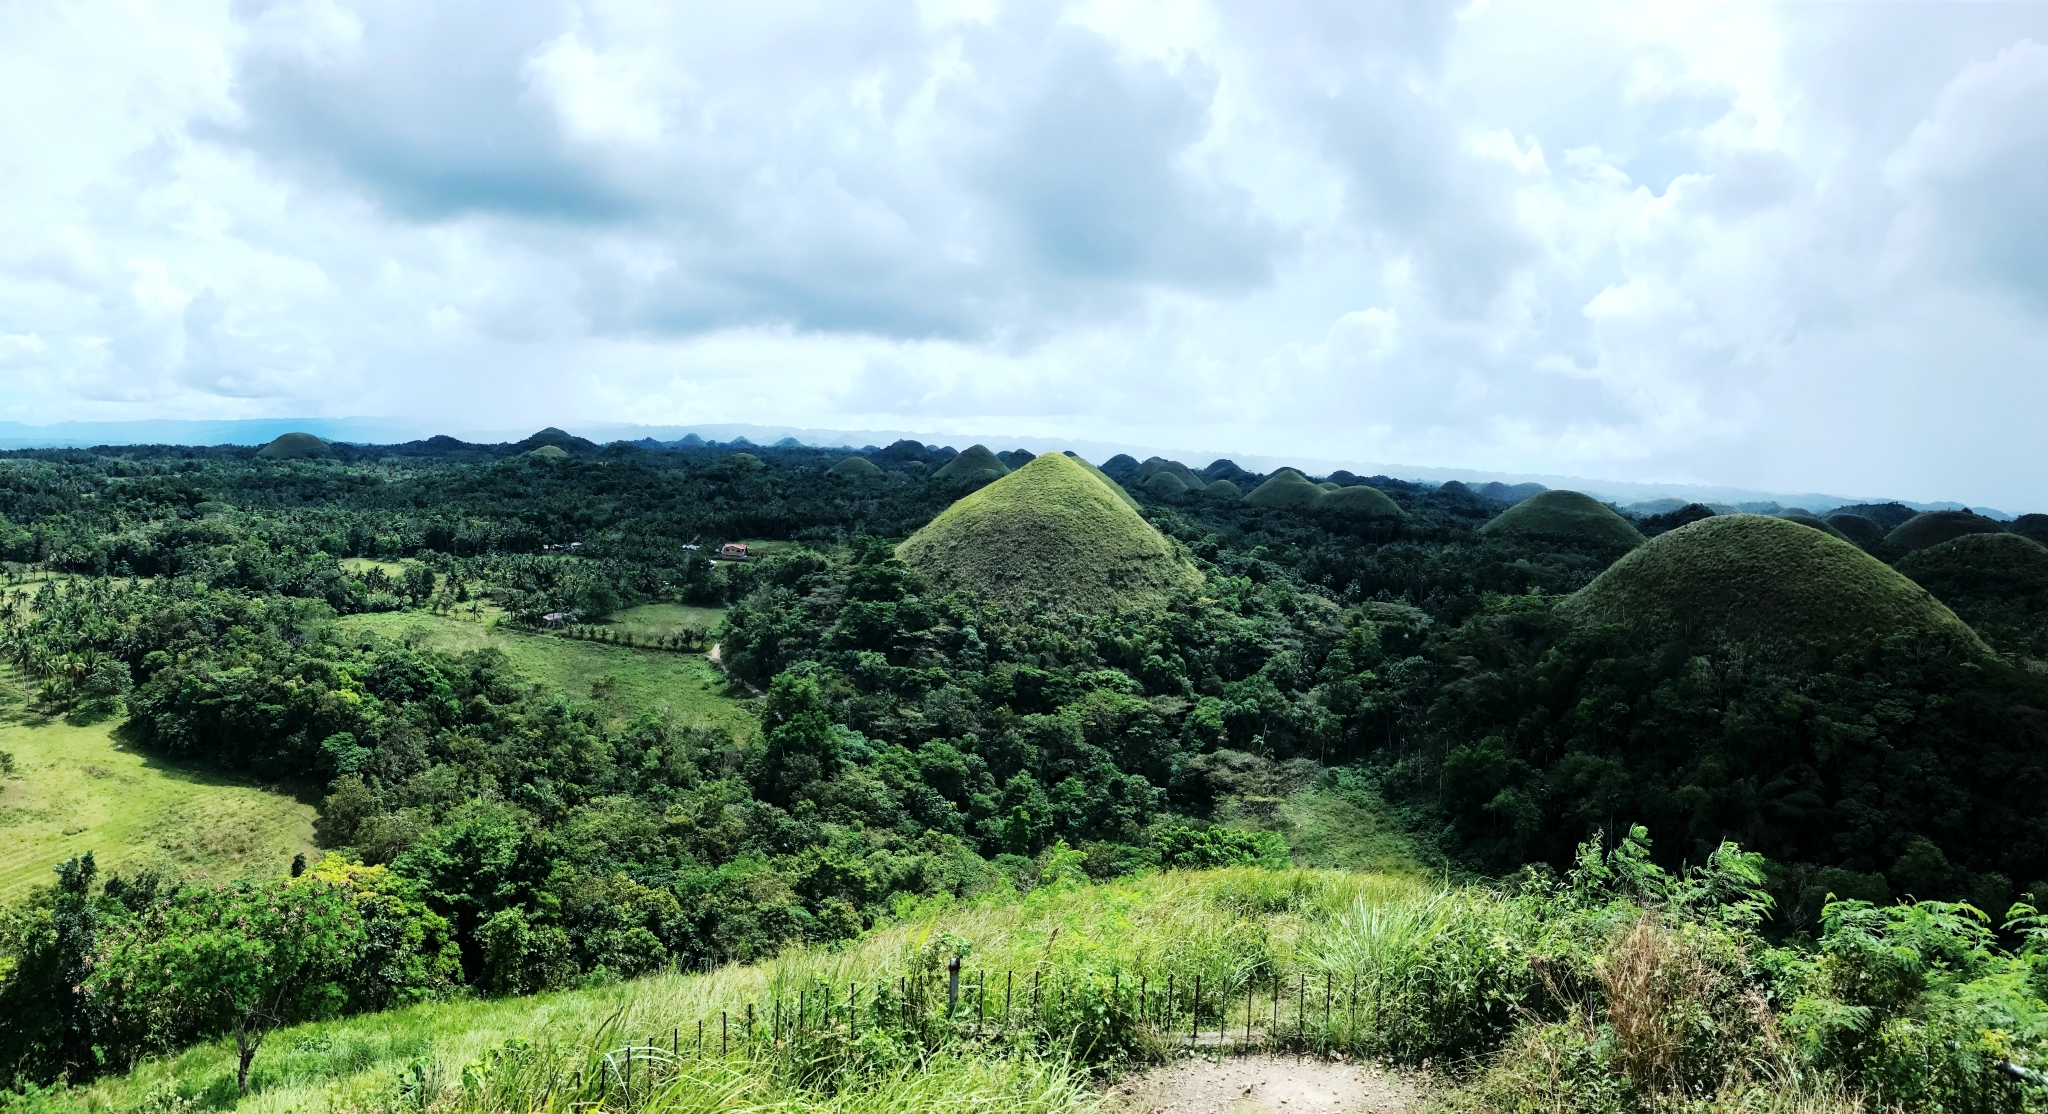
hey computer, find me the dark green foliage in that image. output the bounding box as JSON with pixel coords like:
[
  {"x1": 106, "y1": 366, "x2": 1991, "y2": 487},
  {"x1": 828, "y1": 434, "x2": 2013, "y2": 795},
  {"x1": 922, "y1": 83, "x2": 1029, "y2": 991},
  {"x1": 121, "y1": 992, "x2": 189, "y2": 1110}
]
[
  {"x1": 1886, "y1": 509, "x2": 2006, "y2": 552},
  {"x1": 1832, "y1": 502, "x2": 1919, "y2": 532},
  {"x1": 1635, "y1": 502, "x2": 1716, "y2": 537},
  {"x1": 2011, "y1": 513, "x2": 2048, "y2": 546}
]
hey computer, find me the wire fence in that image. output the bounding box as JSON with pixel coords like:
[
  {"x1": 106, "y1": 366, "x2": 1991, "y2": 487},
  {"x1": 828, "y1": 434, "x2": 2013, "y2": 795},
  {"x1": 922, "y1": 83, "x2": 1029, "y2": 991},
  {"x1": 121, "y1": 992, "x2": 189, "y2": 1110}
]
[{"x1": 499, "y1": 962, "x2": 1399, "y2": 1112}]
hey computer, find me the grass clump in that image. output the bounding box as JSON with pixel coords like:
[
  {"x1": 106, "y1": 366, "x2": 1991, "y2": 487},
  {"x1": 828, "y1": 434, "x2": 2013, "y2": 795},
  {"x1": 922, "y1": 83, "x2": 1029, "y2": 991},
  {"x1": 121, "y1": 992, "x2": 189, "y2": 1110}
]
[
  {"x1": 829, "y1": 456, "x2": 884, "y2": 479},
  {"x1": 1562, "y1": 514, "x2": 1984, "y2": 658},
  {"x1": 1243, "y1": 470, "x2": 1326, "y2": 510},
  {"x1": 1480, "y1": 490, "x2": 1644, "y2": 550},
  {"x1": 896, "y1": 453, "x2": 1201, "y2": 615},
  {"x1": 1886, "y1": 509, "x2": 2007, "y2": 552},
  {"x1": 931, "y1": 445, "x2": 1010, "y2": 483},
  {"x1": 254, "y1": 432, "x2": 331, "y2": 460}
]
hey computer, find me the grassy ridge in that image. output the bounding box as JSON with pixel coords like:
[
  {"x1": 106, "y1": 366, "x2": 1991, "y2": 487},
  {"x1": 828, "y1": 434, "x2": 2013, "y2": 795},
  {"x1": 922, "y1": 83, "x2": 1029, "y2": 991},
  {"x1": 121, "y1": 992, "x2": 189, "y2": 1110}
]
[{"x1": 0, "y1": 715, "x2": 316, "y2": 901}]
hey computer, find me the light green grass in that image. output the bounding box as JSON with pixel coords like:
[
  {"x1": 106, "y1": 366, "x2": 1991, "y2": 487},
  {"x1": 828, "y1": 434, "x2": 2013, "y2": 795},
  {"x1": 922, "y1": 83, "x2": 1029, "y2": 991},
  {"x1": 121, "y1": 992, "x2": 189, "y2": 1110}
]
[
  {"x1": 602, "y1": 603, "x2": 728, "y2": 642},
  {"x1": 0, "y1": 717, "x2": 317, "y2": 902},
  {"x1": 338, "y1": 558, "x2": 410, "y2": 577},
  {"x1": 332, "y1": 611, "x2": 756, "y2": 737}
]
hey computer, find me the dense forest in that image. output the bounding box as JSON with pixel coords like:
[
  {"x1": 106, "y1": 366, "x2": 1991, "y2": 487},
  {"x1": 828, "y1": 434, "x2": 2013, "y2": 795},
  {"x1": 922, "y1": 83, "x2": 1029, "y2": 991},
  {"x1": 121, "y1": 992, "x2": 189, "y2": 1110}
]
[{"x1": 3, "y1": 427, "x2": 2046, "y2": 1092}]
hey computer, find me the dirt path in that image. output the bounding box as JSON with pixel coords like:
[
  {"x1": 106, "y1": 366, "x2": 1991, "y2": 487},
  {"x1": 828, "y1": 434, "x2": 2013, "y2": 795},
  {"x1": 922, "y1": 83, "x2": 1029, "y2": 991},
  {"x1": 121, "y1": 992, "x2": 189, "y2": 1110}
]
[{"x1": 1105, "y1": 1054, "x2": 1424, "y2": 1114}]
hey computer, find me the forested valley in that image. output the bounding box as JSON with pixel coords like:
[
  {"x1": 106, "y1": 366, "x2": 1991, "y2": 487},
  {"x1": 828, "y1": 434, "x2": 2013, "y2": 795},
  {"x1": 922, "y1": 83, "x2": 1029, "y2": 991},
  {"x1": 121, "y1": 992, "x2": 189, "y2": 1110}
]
[{"x1": 3, "y1": 429, "x2": 2048, "y2": 1112}]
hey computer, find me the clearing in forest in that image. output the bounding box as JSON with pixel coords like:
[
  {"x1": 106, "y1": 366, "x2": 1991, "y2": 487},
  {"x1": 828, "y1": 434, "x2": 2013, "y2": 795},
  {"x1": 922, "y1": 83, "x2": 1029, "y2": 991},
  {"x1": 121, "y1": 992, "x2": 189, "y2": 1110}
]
[
  {"x1": 1106, "y1": 1054, "x2": 1424, "y2": 1114},
  {"x1": 332, "y1": 610, "x2": 755, "y2": 736},
  {"x1": 0, "y1": 717, "x2": 317, "y2": 901}
]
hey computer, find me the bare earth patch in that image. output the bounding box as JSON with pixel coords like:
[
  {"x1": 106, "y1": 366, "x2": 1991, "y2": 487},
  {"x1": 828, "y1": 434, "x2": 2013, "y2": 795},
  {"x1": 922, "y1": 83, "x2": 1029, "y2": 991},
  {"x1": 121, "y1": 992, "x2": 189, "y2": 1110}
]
[{"x1": 1106, "y1": 1053, "x2": 1425, "y2": 1114}]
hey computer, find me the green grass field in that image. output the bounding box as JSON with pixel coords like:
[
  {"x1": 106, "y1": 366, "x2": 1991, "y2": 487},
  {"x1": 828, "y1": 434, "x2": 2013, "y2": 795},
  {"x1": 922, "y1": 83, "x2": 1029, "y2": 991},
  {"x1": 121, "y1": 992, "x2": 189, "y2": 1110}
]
[
  {"x1": 332, "y1": 611, "x2": 755, "y2": 737},
  {"x1": 0, "y1": 716, "x2": 318, "y2": 902},
  {"x1": 602, "y1": 603, "x2": 727, "y2": 641}
]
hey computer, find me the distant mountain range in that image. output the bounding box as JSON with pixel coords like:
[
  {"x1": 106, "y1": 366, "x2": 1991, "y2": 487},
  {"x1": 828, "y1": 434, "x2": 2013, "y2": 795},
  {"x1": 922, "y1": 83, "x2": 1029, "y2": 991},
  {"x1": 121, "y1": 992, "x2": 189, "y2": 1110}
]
[{"x1": 0, "y1": 417, "x2": 2016, "y2": 519}]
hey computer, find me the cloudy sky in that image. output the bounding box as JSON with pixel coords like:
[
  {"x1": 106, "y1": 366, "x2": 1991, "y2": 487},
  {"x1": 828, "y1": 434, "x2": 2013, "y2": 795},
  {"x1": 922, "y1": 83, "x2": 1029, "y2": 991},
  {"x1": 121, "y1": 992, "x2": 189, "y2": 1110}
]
[{"x1": 3, "y1": 1, "x2": 2046, "y2": 507}]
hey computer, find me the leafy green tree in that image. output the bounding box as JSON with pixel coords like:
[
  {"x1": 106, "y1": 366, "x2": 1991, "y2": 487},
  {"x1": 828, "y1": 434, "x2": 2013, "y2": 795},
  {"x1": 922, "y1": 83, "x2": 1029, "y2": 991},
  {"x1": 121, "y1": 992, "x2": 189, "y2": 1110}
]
[{"x1": 86, "y1": 878, "x2": 363, "y2": 1093}]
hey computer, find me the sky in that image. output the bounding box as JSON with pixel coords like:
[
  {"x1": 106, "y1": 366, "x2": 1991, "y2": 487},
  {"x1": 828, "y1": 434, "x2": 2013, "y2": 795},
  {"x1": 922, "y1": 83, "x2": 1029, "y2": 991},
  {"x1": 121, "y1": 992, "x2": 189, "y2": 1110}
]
[{"x1": 2, "y1": 1, "x2": 2046, "y2": 510}]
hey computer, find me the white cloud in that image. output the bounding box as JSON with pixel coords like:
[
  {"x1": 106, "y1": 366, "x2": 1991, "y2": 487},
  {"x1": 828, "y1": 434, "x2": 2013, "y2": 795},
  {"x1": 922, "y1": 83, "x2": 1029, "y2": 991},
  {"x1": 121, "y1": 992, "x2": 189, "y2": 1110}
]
[{"x1": 0, "y1": 0, "x2": 2046, "y2": 507}]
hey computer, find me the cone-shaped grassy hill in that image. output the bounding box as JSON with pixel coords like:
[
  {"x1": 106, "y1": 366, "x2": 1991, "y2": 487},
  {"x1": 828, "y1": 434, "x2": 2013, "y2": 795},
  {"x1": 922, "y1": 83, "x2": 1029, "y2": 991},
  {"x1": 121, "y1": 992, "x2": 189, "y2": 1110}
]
[
  {"x1": 1825, "y1": 513, "x2": 1886, "y2": 551},
  {"x1": 829, "y1": 455, "x2": 883, "y2": 478},
  {"x1": 2010, "y1": 513, "x2": 2048, "y2": 546},
  {"x1": 526, "y1": 445, "x2": 570, "y2": 460},
  {"x1": 1323, "y1": 485, "x2": 1404, "y2": 518},
  {"x1": 1205, "y1": 479, "x2": 1241, "y2": 500},
  {"x1": 1887, "y1": 510, "x2": 2006, "y2": 552},
  {"x1": 1479, "y1": 489, "x2": 1644, "y2": 549},
  {"x1": 1138, "y1": 457, "x2": 1206, "y2": 490},
  {"x1": 933, "y1": 444, "x2": 1010, "y2": 482},
  {"x1": 1143, "y1": 471, "x2": 1190, "y2": 496},
  {"x1": 1561, "y1": 514, "x2": 1983, "y2": 658},
  {"x1": 896, "y1": 452, "x2": 1201, "y2": 615},
  {"x1": 255, "y1": 432, "x2": 331, "y2": 459},
  {"x1": 1244, "y1": 470, "x2": 1326, "y2": 510}
]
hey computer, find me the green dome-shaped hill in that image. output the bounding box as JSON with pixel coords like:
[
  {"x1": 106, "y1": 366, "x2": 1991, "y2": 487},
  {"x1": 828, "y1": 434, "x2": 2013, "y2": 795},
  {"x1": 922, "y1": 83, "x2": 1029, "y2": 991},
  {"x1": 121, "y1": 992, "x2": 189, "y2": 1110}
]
[
  {"x1": 255, "y1": 432, "x2": 332, "y2": 459},
  {"x1": 1887, "y1": 510, "x2": 2005, "y2": 552},
  {"x1": 1896, "y1": 533, "x2": 2048, "y2": 653},
  {"x1": 896, "y1": 452, "x2": 1201, "y2": 615},
  {"x1": 1321, "y1": 484, "x2": 1404, "y2": 518},
  {"x1": 933, "y1": 444, "x2": 1011, "y2": 482},
  {"x1": 526, "y1": 445, "x2": 570, "y2": 460},
  {"x1": 830, "y1": 455, "x2": 884, "y2": 478},
  {"x1": 1143, "y1": 471, "x2": 1190, "y2": 496},
  {"x1": 2009, "y1": 513, "x2": 2048, "y2": 546},
  {"x1": 1561, "y1": 514, "x2": 1982, "y2": 658},
  {"x1": 1243, "y1": 470, "x2": 1326, "y2": 510},
  {"x1": 1479, "y1": 489, "x2": 1644, "y2": 549},
  {"x1": 1825, "y1": 513, "x2": 1886, "y2": 551},
  {"x1": 1205, "y1": 480, "x2": 1241, "y2": 500}
]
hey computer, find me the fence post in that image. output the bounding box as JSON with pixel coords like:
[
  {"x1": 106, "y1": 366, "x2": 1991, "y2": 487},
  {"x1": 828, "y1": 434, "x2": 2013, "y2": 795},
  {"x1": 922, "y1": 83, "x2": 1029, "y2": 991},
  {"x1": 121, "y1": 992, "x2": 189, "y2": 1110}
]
[
  {"x1": 948, "y1": 955, "x2": 961, "y2": 1015},
  {"x1": 722, "y1": 1011, "x2": 728, "y2": 1056},
  {"x1": 851, "y1": 982, "x2": 858, "y2": 1036},
  {"x1": 1192, "y1": 974, "x2": 1200, "y2": 1045},
  {"x1": 1166, "y1": 974, "x2": 1173, "y2": 1032}
]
